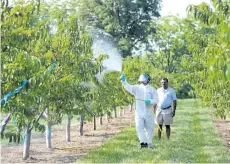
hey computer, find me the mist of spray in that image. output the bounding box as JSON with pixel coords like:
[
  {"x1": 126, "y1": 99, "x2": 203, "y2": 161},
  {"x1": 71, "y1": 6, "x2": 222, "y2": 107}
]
[
  {"x1": 92, "y1": 31, "x2": 122, "y2": 71},
  {"x1": 91, "y1": 29, "x2": 122, "y2": 81}
]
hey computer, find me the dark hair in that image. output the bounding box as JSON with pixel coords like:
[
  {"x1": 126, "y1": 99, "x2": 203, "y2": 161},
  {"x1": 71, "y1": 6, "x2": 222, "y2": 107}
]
[{"x1": 162, "y1": 78, "x2": 168, "y2": 82}]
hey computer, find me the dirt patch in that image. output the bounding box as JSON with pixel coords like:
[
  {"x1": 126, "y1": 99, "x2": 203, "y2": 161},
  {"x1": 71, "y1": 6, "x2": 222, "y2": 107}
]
[
  {"x1": 1, "y1": 110, "x2": 135, "y2": 163},
  {"x1": 213, "y1": 119, "x2": 230, "y2": 151}
]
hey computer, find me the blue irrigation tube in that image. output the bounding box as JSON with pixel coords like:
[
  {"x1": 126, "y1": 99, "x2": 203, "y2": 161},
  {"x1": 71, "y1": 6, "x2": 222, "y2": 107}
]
[
  {"x1": 0, "y1": 61, "x2": 56, "y2": 106},
  {"x1": 0, "y1": 80, "x2": 28, "y2": 106}
]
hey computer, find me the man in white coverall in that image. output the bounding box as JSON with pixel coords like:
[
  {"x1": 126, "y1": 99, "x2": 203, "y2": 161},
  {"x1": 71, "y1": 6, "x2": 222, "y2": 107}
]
[{"x1": 120, "y1": 73, "x2": 158, "y2": 148}]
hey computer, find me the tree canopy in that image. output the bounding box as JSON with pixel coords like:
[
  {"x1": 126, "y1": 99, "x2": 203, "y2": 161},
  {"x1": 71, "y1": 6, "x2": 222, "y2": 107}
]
[{"x1": 77, "y1": 0, "x2": 162, "y2": 57}]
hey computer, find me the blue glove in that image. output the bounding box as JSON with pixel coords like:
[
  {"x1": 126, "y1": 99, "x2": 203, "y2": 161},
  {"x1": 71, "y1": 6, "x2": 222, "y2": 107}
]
[
  {"x1": 120, "y1": 74, "x2": 126, "y2": 82},
  {"x1": 145, "y1": 99, "x2": 151, "y2": 105}
]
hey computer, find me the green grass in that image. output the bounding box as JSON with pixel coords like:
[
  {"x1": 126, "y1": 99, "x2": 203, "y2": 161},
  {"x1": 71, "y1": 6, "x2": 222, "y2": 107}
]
[{"x1": 78, "y1": 99, "x2": 230, "y2": 163}]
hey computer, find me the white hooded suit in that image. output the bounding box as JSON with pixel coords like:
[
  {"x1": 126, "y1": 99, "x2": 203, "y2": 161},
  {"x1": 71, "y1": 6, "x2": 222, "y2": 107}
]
[{"x1": 122, "y1": 81, "x2": 158, "y2": 145}]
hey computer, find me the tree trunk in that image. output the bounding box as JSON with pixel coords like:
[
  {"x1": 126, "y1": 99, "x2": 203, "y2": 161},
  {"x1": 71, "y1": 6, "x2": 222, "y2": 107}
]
[
  {"x1": 167, "y1": 35, "x2": 171, "y2": 73},
  {"x1": 119, "y1": 108, "x2": 122, "y2": 116},
  {"x1": 66, "y1": 115, "x2": 71, "y2": 142},
  {"x1": 45, "y1": 108, "x2": 52, "y2": 149},
  {"x1": 123, "y1": 107, "x2": 125, "y2": 115},
  {"x1": 107, "y1": 112, "x2": 111, "y2": 122},
  {"x1": 23, "y1": 125, "x2": 32, "y2": 160},
  {"x1": 93, "y1": 115, "x2": 96, "y2": 130},
  {"x1": 99, "y1": 115, "x2": 103, "y2": 125},
  {"x1": 46, "y1": 122, "x2": 52, "y2": 149},
  {"x1": 79, "y1": 114, "x2": 85, "y2": 136},
  {"x1": 114, "y1": 108, "x2": 117, "y2": 118},
  {"x1": 129, "y1": 103, "x2": 133, "y2": 112},
  {"x1": 0, "y1": 113, "x2": 11, "y2": 134}
]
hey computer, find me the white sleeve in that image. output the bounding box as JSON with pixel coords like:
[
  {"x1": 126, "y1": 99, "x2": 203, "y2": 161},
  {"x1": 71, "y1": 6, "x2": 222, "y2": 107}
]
[
  {"x1": 150, "y1": 87, "x2": 158, "y2": 105},
  {"x1": 122, "y1": 81, "x2": 138, "y2": 96}
]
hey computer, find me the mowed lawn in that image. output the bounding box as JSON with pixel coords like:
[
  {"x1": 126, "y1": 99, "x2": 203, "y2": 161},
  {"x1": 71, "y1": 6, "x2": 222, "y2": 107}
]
[{"x1": 78, "y1": 99, "x2": 230, "y2": 163}]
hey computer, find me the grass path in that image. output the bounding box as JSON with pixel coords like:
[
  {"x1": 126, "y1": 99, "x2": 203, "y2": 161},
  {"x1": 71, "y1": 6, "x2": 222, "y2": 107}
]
[{"x1": 78, "y1": 99, "x2": 230, "y2": 163}]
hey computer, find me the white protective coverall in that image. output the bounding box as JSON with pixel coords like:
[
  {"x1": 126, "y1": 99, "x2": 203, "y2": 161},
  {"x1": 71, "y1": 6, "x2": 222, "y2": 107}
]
[{"x1": 122, "y1": 81, "x2": 158, "y2": 145}]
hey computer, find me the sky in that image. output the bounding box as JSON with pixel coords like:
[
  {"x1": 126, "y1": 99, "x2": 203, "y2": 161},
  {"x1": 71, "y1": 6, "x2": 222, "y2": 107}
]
[{"x1": 161, "y1": 0, "x2": 210, "y2": 17}]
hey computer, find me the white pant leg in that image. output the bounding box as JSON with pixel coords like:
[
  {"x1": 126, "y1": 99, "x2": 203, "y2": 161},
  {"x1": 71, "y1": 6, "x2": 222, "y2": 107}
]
[
  {"x1": 135, "y1": 116, "x2": 148, "y2": 143},
  {"x1": 144, "y1": 114, "x2": 155, "y2": 145}
]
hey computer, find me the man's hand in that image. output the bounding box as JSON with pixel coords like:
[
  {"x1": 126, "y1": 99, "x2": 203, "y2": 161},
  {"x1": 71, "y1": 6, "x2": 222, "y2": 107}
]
[
  {"x1": 120, "y1": 74, "x2": 126, "y2": 82},
  {"x1": 172, "y1": 110, "x2": 175, "y2": 117}
]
